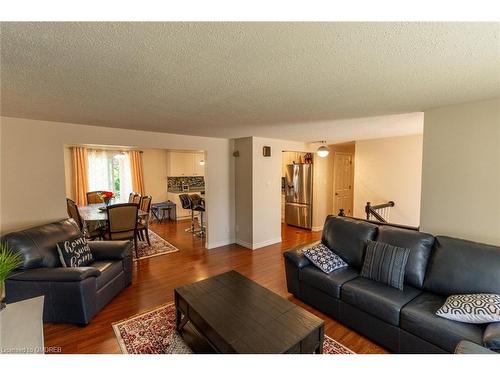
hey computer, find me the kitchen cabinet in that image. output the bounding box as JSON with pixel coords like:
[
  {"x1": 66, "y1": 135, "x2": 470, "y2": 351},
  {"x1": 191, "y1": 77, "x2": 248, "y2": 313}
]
[{"x1": 167, "y1": 151, "x2": 205, "y2": 177}]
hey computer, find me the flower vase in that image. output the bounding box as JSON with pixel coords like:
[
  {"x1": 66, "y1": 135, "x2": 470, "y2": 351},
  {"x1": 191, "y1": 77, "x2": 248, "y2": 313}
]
[
  {"x1": 103, "y1": 197, "x2": 111, "y2": 206},
  {"x1": 0, "y1": 280, "x2": 6, "y2": 311}
]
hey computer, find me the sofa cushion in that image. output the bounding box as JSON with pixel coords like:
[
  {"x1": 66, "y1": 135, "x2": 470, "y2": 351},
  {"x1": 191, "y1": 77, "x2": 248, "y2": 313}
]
[
  {"x1": 376, "y1": 226, "x2": 434, "y2": 289},
  {"x1": 341, "y1": 277, "x2": 421, "y2": 326},
  {"x1": 424, "y1": 236, "x2": 500, "y2": 296},
  {"x1": 361, "y1": 240, "x2": 410, "y2": 290},
  {"x1": 400, "y1": 292, "x2": 484, "y2": 353},
  {"x1": 93, "y1": 260, "x2": 124, "y2": 290},
  {"x1": 483, "y1": 322, "x2": 500, "y2": 350},
  {"x1": 303, "y1": 243, "x2": 348, "y2": 274},
  {"x1": 321, "y1": 216, "x2": 378, "y2": 269},
  {"x1": 300, "y1": 265, "x2": 359, "y2": 299}
]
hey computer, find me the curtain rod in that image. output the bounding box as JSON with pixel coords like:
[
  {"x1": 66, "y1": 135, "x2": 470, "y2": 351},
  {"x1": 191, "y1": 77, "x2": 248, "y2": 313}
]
[{"x1": 70, "y1": 146, "x2": 143, "y2": 153}]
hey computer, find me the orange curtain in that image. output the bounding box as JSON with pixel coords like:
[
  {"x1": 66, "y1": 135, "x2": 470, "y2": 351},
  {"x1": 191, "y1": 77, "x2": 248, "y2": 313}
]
[
  {"x1": 129, "y1": 150, "x2": 145, "y2": 195},
  {"x1": 71, "y1": 147, "x2": 89, "y2": 205}
]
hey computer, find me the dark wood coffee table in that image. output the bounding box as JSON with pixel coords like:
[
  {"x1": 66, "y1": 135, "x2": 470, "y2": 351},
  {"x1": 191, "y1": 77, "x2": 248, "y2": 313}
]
[{"x1": 174, "y1": 270, "x2": 324, "y2": 353}]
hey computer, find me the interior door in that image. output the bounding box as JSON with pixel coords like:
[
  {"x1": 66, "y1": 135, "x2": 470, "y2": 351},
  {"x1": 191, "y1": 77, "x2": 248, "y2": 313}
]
[{"x1": 333, "y1": 152, "x2": 354, "y2": 216}]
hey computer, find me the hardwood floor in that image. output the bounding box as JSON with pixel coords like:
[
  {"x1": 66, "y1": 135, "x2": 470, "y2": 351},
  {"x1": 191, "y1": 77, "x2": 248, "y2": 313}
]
[{"x1": 43, "y1": 220, "x2": 387, "y2": 354}]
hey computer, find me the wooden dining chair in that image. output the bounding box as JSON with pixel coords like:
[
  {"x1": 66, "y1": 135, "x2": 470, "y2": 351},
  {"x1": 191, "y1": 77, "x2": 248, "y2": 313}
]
[
  {"x1": 128, "y1": 192, "x2": 137, "y2": 203},
  {"x1": 137, "y1": 195, "x2": 152, "y2": 246},
  {"x1": 86, "y1": 191, "x2": 104, "y2": 204},
  {"x1": 104, "y1": 203, "x2": 139, "y2": 257},
  {"x1": 66, "y1": 198, "x2": 102, "y2": 240},
  {"x1": 132, "y1": 193, "x2": 141, "y2": 204}
]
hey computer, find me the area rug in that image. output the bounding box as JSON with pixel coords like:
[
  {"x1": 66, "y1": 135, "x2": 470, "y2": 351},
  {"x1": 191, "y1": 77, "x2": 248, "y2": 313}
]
[
  {"x1": 112, "y1": 303, "x2": 354, "y2": 354},
  {"x1": 135, "y1": 230, "x2": 179, "y2": 261}
]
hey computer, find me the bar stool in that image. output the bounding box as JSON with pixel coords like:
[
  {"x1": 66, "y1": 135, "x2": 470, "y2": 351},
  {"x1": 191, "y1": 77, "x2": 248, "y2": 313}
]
[
  {"x1": 179, "y1": 194, "x2": 198, "y2": 233},
  {"x1": 190, "y1": 194, "x2": 205, "y2": 237}
]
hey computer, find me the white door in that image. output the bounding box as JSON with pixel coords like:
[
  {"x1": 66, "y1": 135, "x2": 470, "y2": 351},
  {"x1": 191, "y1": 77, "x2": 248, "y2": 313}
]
[{"x1": 333, "y1": 152, "x2": 354, "y2": 216}]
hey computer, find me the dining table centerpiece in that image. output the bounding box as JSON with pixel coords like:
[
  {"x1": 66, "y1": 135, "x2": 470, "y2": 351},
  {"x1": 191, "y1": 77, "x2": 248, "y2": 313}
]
[
  {"x1": 98, "y1": 191, "x2": 115, "y2": 206},
  {"x1": 0, "y1": 242, "x2": 23, "y2": 311}
]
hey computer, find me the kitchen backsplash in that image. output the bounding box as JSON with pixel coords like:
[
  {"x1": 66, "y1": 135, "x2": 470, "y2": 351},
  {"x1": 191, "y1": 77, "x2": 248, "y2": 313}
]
[{"x1": 167, "y1": 176, "x2": 205, "y2": 190}]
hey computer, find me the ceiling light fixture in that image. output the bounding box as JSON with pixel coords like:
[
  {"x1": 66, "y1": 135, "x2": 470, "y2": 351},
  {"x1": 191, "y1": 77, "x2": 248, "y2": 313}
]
[{"x1": 316, "y1": 141, "x2": 330, "y2": 158}]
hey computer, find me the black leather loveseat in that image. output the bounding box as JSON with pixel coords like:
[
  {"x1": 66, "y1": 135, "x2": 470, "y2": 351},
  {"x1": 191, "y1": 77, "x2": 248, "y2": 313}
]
[
  {"x1": 2, "y1": 218, "x2": 133, "y2": 325},
  {"x1": 284, "y1": 215, "x2": 500, "y2": 353}
]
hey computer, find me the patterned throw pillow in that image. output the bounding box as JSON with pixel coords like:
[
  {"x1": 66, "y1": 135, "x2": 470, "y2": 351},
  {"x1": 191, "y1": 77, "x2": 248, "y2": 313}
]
[
  {"x1": 436, "y1": 294, "x2": 500, "y2": 324},
  {"x1": 361, "y1": 240, "x2": 410, "y2": 290},
  {"x1": 56, "y1": 236, "x2": 94, "y2": 267},
  {"x1": 302, "y1": 243, "x2": 348, "y2": 274}
]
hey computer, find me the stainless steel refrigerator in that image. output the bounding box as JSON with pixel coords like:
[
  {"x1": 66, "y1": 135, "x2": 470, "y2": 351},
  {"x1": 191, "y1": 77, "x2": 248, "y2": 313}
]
[{"x1": 285, "y1": 164, "x2": 313, "y2": 229}]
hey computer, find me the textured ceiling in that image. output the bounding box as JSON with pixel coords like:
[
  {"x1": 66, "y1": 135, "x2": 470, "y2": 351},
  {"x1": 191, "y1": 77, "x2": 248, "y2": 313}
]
[{"x1": 1, "y1": 22, "x2": 499, "y2": 141}]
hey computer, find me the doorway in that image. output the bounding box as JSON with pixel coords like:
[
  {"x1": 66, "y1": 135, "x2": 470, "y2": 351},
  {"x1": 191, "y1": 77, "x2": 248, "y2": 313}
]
[{"x1": 331, "y1": 143, "x2": 355, "y2": 216}]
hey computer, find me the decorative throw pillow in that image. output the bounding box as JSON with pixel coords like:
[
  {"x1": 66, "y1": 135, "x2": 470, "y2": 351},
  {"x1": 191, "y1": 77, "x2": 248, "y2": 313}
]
[
  {"x1": 361, "y1": 240, "x2": 410, "y2": 290},
  {"x1": 436, "y1": 294, "x2": 500, "y2": 324},
  {"x1": 302, "y1": 243, "x2": 348, "y2": 274},
  {"x1": 56, "y1": 236, "x2": 94, "y2": 267}
]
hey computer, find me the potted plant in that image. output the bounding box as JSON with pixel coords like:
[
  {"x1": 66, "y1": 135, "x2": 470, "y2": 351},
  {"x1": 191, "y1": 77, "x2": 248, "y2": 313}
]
[
  {"x1": 98, "y1": 191, "x2": 115, "y2": 206},
  {"x1": 0, "y1": 242, "x2": 22, "y2": 311}
]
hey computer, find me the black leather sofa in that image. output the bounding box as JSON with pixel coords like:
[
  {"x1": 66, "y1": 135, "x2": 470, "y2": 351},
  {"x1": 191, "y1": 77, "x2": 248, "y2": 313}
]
[
  {"x1": 284, "y1": 215, "x2": 500, "y2": 353},
  {"x1": 2, "y1": 218, "x2": 133, "y2": 325}
]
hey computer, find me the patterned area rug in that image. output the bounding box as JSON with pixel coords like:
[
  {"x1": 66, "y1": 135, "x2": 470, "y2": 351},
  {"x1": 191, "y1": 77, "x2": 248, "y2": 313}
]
[
  {"x1": 112, "y1": 303, "x2": 354, "y2": 354},
  {"x1": 135, "y1": 230, "x2": 179, "y2": 261}
]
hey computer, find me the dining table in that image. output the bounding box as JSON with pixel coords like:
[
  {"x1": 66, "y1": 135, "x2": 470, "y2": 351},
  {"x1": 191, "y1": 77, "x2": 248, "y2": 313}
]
[{"x1": 79, "y1": 203, "x2": 149, "y2": 227}]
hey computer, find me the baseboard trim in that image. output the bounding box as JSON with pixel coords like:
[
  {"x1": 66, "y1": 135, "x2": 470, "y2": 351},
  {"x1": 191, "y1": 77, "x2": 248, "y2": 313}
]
[
  {"x1": 311, "y1": 226, "x2": 323, "y2": 232},
  {"x1": 236, "y1": 239, "x2": 253, "y2": 249},
  {"x1": 206, "y1": 238, "x2": 235, "y2": 250},
  {"x1": 236, "y1": 237, "x2": 282, "y2": 250}
]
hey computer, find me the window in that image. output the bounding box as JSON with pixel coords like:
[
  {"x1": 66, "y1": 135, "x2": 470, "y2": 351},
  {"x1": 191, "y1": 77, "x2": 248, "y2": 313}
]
[{"x1": 87, "y1": 149, "x2": 133, "y2": 202}]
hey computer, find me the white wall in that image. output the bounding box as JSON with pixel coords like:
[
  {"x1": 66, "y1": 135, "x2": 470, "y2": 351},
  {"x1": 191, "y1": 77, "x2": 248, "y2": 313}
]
[
  {"x1": 142, "y1": 149, "x2": 168, "y2": 203},
  {"x1": 234, "y1": 137, "x2": 253, "y2": 247},
  {"x1": 0, "y1": 117, "x2": 235, "y2": 249},
  {"x1": 420, "y1": 98, "x2": 500, "y2": 245},
  {"x1": 311, "y1": 152, "x2": 334, "y2": 231},
  {"x1": 353, "y1": 134, "x2": 423, "y2": 227},
  {"x1": 234, "y1": 137, "x2": 326, "y2": 249}
]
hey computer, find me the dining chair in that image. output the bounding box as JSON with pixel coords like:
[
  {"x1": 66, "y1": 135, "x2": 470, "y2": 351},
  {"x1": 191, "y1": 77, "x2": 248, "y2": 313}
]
[
  {"x1": 86, "y1": 191, "x2": 104, "y2": 204},
  {"x1": 66, "y1": 198, "x2": 102, "y2": 240},
  {"x1": 137, "y1": 195, "x2": 152, "y2": 246},
  {"x1": 128, "y1": 192, "x2": 141, "y2": 204},
  {"x1": 104, "y1": 203, "x2": 139, "y2": 258}
]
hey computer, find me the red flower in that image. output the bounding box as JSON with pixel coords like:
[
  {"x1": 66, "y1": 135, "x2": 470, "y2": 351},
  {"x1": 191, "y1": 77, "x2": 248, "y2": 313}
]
[{"x1": 98, "y1": 191, "x2": 115, "y2": 200}]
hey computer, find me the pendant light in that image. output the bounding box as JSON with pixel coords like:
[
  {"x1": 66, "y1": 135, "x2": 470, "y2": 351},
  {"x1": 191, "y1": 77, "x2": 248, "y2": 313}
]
[{"x1": 316, "y1": 141, "x2": 330, "y2": 158}]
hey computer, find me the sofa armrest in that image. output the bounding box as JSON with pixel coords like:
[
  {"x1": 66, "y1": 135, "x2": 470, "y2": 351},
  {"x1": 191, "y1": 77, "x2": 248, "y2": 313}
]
[
  {"x1": 88, "y1": 240, "x2": 132, "y2": 260},
  {"x1": 455, "y1": 340, "x2": 498, "y2": 354},
  {"x1": 484, "y1": 322, "x2": 500, "y2": 351},
  {"x1": 283, "y1": 240, "x2": 319, "y2": 268},
  {"x1": 8, "y1": 267, "x2": 101, "y2": 282}
]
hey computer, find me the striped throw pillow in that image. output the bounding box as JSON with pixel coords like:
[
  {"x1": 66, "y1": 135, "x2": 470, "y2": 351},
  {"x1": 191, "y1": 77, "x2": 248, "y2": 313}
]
[{"x1": 361, "y1": 240, "x2": 410, "y2": 290}]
